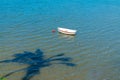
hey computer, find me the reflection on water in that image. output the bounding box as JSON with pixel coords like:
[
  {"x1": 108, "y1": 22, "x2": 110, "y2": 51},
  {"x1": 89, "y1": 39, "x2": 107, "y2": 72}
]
[{"x1": 58, "y1": 33, "x2": 75, "y2": 39}]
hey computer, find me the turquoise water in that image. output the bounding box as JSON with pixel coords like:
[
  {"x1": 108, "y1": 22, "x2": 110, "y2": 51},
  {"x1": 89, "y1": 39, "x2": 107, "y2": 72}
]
[{"x1": 0, "y1": 0, "x2": 120, "y2": 80}]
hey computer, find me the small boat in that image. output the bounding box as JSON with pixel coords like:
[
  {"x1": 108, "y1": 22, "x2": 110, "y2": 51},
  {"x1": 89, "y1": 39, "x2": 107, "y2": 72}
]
[{"x1": 58, "y1": 27, "x2": 77, "y2": 35}]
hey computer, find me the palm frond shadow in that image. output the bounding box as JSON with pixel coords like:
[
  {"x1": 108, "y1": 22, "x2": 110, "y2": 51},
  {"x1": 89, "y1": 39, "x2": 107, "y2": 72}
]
[{"x1": 0, "y1": 49, "x2": 76, "y2": 80}]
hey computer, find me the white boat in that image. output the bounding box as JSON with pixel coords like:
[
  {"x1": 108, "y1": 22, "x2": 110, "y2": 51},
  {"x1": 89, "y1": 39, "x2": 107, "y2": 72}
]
[{"x1": 58, "y1": 27, "x2": 77, "y2": 35}]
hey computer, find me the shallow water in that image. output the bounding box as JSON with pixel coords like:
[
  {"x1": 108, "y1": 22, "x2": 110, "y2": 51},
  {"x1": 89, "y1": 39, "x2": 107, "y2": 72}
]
[{"x1": 0, "y1": 0, "x2": 120, "y2": 80}]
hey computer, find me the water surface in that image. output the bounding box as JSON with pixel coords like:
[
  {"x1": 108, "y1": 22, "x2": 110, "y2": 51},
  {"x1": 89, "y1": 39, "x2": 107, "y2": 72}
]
[{"x1": 0, "y1": 0, "x2": 120, "y2": 80}]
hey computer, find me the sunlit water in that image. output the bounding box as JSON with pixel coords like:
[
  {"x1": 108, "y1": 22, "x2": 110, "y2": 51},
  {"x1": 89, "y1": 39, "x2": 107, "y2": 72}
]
[{"x1": 0, "y1": 0, "x2": 120, "y2": 80}]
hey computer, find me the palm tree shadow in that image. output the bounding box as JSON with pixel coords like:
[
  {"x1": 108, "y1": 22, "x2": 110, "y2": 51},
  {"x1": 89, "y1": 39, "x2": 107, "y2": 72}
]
[{"x1": 0, "y1": 49, "x2": 76, "y2": 80}]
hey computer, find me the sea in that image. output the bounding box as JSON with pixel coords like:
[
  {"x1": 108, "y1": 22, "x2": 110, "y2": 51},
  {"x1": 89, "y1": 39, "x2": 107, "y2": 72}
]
[{"x1": 0, "y1": 0, "x2": 120, "y2": 80}]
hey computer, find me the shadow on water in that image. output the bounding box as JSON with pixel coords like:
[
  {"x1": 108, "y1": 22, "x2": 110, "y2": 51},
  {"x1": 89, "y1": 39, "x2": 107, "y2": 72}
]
[{"x1": 0, "y1": 49, "x2": 76, "y2": 80}]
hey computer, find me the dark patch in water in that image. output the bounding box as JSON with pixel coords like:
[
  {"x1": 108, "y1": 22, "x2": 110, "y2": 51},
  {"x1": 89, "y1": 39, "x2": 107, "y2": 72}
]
[{"x1": 0, "y1": 49, "x2": 76, "y2": 80}]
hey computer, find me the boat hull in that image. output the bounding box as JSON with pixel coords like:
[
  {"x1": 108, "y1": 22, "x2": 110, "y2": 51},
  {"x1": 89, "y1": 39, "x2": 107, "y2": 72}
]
[{"x1": 58, "y1": 27, "x2": 77, "y2": 35}]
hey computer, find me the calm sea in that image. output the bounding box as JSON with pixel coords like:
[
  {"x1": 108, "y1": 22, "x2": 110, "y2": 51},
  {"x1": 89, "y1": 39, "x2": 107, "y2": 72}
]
[{"x1": 0, "y1": 0, "x2": 120, "y2": 80}]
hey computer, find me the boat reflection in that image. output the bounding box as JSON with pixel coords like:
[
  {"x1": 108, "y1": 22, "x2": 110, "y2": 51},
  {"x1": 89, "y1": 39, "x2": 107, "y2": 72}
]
[{"x1": 58, "y1": 33, "x2": 75, "y2": 40}]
